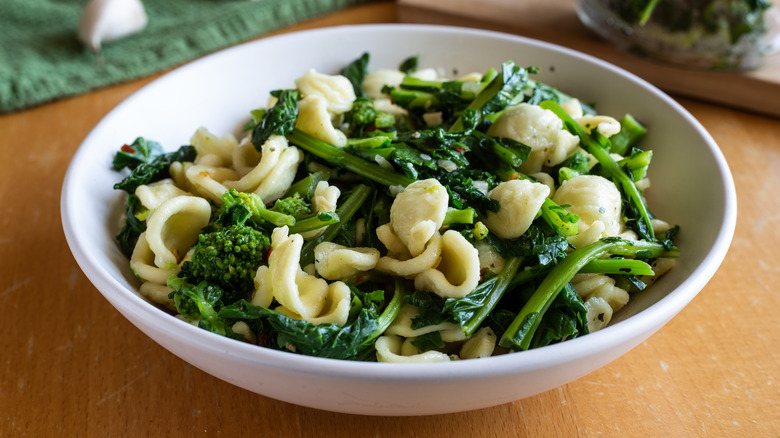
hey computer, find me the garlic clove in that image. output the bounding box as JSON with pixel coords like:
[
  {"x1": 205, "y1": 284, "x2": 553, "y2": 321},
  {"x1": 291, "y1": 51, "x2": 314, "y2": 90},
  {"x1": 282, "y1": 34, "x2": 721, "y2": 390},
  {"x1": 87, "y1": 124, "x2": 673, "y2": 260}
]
[{"x1": 78, "y1": 0, "x2": 149, "y2": 53}]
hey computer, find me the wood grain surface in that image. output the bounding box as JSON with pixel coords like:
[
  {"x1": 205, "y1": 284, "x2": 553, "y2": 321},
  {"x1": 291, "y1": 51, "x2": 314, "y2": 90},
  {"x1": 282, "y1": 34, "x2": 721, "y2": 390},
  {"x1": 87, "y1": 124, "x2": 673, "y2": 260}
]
[{"x1": 1, "y1": 2, "x2": 779, "y2": 436}]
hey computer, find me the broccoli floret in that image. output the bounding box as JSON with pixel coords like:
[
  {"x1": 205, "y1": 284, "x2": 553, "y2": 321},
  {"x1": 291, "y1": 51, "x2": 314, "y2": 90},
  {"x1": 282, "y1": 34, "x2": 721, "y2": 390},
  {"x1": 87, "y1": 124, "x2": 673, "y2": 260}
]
[
  {"x1": 344, "y1": 97, "x2": 397, "y2": 138},
  {"x1": 187, "y1": 224, "x2": 270, "y2": 302},
  {"x1": 217, "y1": 189, "x2": 296, "y2": 229},
  {"x1": 271, "y1": 194, "x2": 311, "y2": 220}
]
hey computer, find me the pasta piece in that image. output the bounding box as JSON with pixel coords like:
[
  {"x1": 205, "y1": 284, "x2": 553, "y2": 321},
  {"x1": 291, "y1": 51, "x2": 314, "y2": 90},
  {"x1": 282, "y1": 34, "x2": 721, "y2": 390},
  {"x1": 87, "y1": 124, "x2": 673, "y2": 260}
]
[
  {"x1": 459, "y1": 327, "x2": 497, "y2": 359},
  {"x1": 651, "y1": 218, "x2": 673, "y2": 234},
  {"x1": 414, "y1": 230, "x2": 481, "y2": 299},
  {"x1": 362, "y1": 69, "x2": 405, "y2": 99},
  {"x1": 183, "y1": 163, "x2": 239, "y2": 203},
  {"x1": 224, "y1": 134, "x2": 286, "y2": 191},
  {"x1": 296, "y1": 94, "x2": 348, "y2": 147},
  {"x1": 144, "y1": 196, "x2": 211, "y2": 269},
  {"x1": 252, "y1": 226, "x2": 351, "y2": 326},
  {"x1": 375, "y1": 223, "x2": 410, "y2": 257},
  {"x1": 576, "y1": 114, "x2": 621, "y2": 138},
  {"x1": 252, "y1": 146, "x2": 303, "y2": 203},
  {"x1": 275, "y1": 280, "x2": 351, "y2": 326},
  {"x1": 374, "y1": 231, "x2": 442, "y2": 278},
  {"x1": 571, "y1": 273, "x2": 629, "y2": 312},
  {"x1": 134, "y1": 179, "x2": 189, "y2": 211},
  {"x1": 475, "y1": 238, "x2": 506, "y2": 274},
  {"x1": 314, "y1": 242, "x2": 380, "y2": 281},
  {"x1": 411, "y1": 68, "x2": 440, "y2": 81},
  {"x1": 389, "y1": 178, "x2": 449, "y2": 257},
  {"x1": 385, "y1": 303, "x2": 463, "y2": 338},
  {"x1": 294, "y1": 69, "x2": 356, "y2": 114},
  {"x1": 190, "y1": 126, "x2": 237, "y2": 167},
  {"x1": 138, "y1": 281, "x2": 175, "y2": 309},
  {"x1": 230, "y1": 135, "x2": 261, "y2": 176},
  {"x1": 486, "y1": 103, "x2": 580, "y2": 173},
  {"x1": 640, "y1": 257, "x2": 677, "y2": 287},
  {"x1": 560, "y1": 98, "x2": 584, "y2": 118},
  {"x1": 531, "y1": 171, "x2": 556, "y2": 197},
  {"x1": 231, "y1": 321, "x2": 257, "y2": 344},
  {"x1": 552, "y1": 175, "x2": 623, "y2": 248},
  {"x1": 129, "y1": 232, "x2": 180, "y2": 284},
  {"x1": 375, "y1": 335, "x2": 452, "y2": 363},
  {"x1": 583, "y1": 296, "x2": 613, "y2": 332},
  {"x1": 300, "y1": 181, "x2": 340, "y2": 240},
  {"x1": 482, "y1": 179, "x2": 550, "y2": 239}
]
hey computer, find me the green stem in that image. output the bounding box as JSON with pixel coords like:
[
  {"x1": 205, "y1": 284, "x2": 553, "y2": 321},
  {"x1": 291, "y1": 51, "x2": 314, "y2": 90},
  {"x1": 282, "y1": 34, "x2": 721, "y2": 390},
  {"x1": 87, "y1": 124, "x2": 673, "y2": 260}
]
[
  {"x1": 287, "y1": 129, "x2": 413, "y2": 188},
  {"x1": 287, "y1": 212, "x2": 340, "y2": 234},
  {"x1": 461, "y1": 257, "x2": 523, "y2": 336},
  {"x1": 540, "y1": 100, "x2": 655, "y2": 240},
  {"x1": 371, "y1": 278, "x2": 406, "y2": 338},
  {"x1": 577, "y1": 258, "x2": 654, "y2": 276},
  {"x1": 299, "y1": 184, "x2": 372, "y2": 266},
  {"x1": 499, "y1": 238, "x2": 676, "y2": 350}
]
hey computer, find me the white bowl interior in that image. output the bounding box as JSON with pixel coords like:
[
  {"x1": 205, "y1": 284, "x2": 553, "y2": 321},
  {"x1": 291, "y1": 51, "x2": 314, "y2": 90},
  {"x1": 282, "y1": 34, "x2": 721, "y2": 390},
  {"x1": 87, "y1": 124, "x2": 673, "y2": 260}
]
[{"x1": 61, "y1": 24, "x2": 736, "y2": 416}]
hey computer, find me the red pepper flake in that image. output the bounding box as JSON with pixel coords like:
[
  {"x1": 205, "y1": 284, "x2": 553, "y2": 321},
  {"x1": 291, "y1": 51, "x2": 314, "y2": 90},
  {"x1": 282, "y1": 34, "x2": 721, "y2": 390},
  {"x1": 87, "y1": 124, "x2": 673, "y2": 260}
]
[
  {"x1": 265, "y1": 245, "x2": 273, "y2": 261},
  {"x1": 455, "y1": 147, "x2": 467, "y2": 153},
  {"x1": 256, "y1": 333, "x2": 267, "y2": 347},
  {"x1": 120, "y1": 144, "x2": 136, "y2": 153}
]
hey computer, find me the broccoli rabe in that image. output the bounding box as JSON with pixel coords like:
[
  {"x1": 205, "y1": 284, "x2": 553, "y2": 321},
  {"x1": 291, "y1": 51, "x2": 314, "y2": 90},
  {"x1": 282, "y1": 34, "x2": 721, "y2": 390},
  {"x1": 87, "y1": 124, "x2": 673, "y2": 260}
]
[
  {"x1": 184, "y1": 224, "x2": 269, "y2": 303},
  {"x1": 113, "y1": 53, "x2": 682, "y2": 362},
  {"x1": 270, "y1": 193, "x2": 311, "y2": 219},
  {"x1": 112, "y1": 137, "x2": 196, "y2": 256},
  {"x1": 167, "y1": 276, "x2": 241, "y2": 339},
  {"x1": 344, "y1": 97, "x2": 397, "y2": 138},
  {"x1": 218, "y1": 189, "x2": 295, "y2": 229}
]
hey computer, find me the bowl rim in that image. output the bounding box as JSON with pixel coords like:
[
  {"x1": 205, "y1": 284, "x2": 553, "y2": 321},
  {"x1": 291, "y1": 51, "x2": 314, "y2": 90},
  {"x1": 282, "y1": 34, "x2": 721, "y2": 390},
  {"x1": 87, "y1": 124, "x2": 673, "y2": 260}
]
[{"x1": 60, "y1": 23, "x2": 737, "y2": 383}]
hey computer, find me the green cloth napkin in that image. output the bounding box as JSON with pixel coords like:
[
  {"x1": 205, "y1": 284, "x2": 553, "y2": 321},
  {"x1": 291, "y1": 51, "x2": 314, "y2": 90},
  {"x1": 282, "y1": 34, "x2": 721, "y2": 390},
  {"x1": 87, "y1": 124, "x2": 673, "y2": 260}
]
[{"x1": 0, "y1": 0, "x2": 375, "y2": 113}]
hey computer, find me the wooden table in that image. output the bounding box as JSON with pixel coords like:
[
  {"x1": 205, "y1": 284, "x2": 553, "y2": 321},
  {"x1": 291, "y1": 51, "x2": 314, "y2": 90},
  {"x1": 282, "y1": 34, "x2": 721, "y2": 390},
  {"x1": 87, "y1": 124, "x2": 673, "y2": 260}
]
[{"x1": 1, "y1": 2, "x2": 778, "y2": 436}]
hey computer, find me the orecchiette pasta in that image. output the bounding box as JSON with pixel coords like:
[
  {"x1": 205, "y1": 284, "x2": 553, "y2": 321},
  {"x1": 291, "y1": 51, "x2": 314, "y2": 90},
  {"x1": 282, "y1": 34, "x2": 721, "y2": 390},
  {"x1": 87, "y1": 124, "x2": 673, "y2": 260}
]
[
  {"x1": 576, "y1": 114, "x2": 621, "y2": 138},
  {"x1": 374, "y1": 230, "x2": 442, "y2": 278},
  {"x1": 129, "y1": 231, "x2": 180, "y2": 284},
  {"x1": 375, "y1": 335, "x2": 452, "y2": 363},
  {"x1": 583, "y1": 297, "x2": 613, "y2": 332},
  {"x1": 138, "y1": 281, "x2": 175, "y2": 308},
  {"x1": 294, "y1": 69, "x2": 356, "y2": 114},
  {"x1": 190, "y1": 126, "x2": 237, "y2": 167},
  {"x1": 384, "y1": 303, "x2": 467, "y2": 347},
  {"x1": 314, "y1": 242, "x2": 380, "y2": 281},
  {"x1": 296, "y1": 94, "x2": 348, "y2": 147},
  {"x1": 224, "y1": 134, "x2": 287, "y2": 192},
  {"x1": 482, "y1": 179, "x2": 550, "y2": 240},
  {"x1": 571, "y1": 273, "x2": 630, "y2": 313},
  {"x1": 143, "y1": 195, "x2": 211, "y2": 269},
  {"x1": 552, "y1": 175, "x2": 624, "y2": 248},
  {"x1": 487, "y1": 102, "x2": 580, "y2": 173},
  {"x1": 413, "y1": 230, "x2": 480, "y2": 299},
  {"x1": 459, "y1": 327, "x2": 497, "y2": 359},
  {"x1": 475, "y1": 238, "x2": 506, "y2": 274},
  {"x1": 300, "y1": 181, "x2": 340, "y2": 240},
  {"x1": 252, "y1": 226, "x2": 351, "y2": 326},
  {"x1": 183, "y1": 163, "x2": 238, "y2": 202},
  {"x1": 389, "y1": 178, "x2": 449, "y2": 257},
  {"x1": 362, "y1": 69, "x2": 405, "y2": 100},
  {"x1": 134, "y1": 179, "x2": 189, "y2": 211},
  {"x1": 250, "y1": 145, "x2": 303, "y2": 203}
]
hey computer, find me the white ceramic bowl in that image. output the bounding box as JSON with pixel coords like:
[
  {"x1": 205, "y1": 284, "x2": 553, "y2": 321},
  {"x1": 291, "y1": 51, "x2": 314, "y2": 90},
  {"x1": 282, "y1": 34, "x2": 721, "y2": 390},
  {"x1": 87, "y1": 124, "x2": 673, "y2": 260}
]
[{"x1": 61, "y1": 24, "x2": 736, "y2": 416}]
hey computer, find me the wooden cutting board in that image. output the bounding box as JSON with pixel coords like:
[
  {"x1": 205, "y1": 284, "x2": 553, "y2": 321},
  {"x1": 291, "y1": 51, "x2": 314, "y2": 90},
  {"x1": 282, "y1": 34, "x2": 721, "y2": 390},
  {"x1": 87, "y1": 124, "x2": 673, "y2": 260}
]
[{"x1": 398, "y1": 0, "x2": 780, "y2": 118}]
